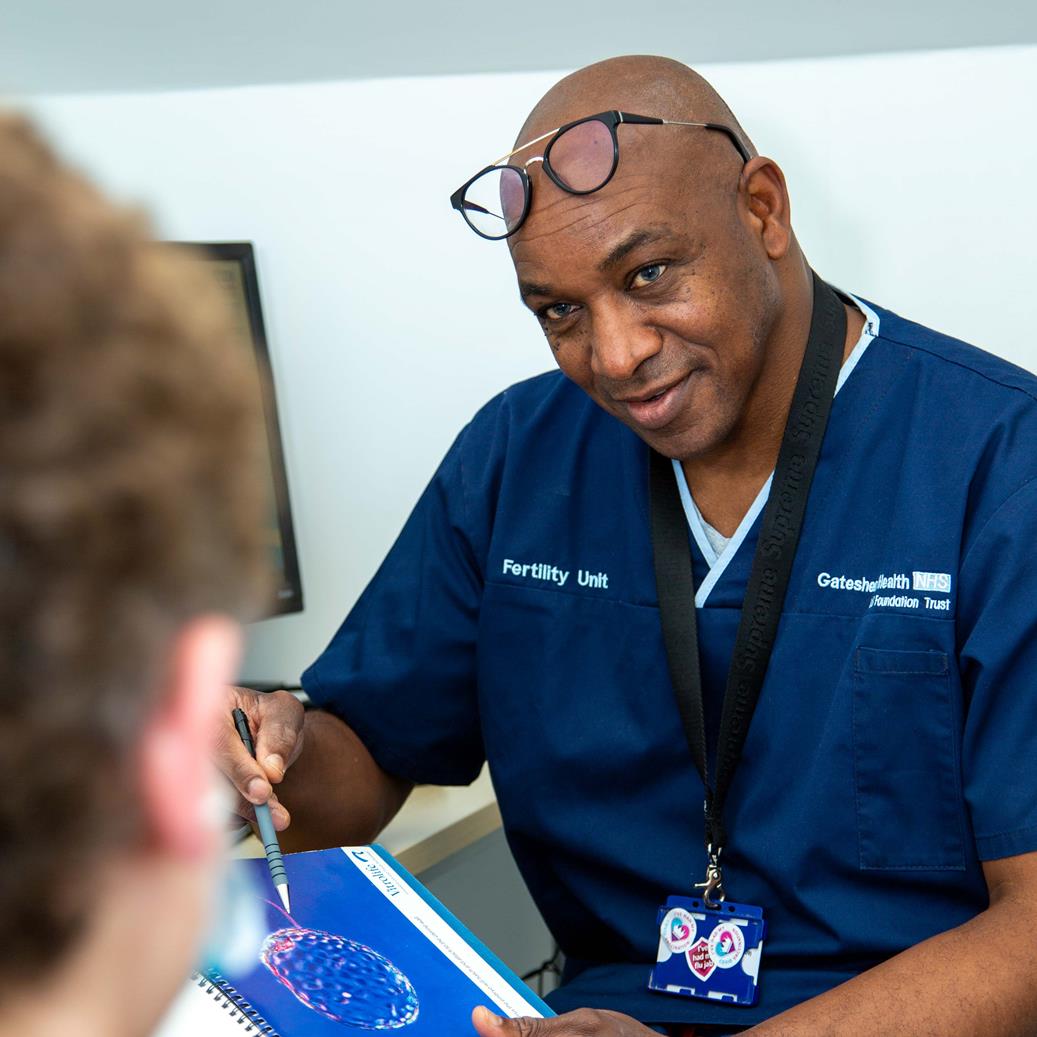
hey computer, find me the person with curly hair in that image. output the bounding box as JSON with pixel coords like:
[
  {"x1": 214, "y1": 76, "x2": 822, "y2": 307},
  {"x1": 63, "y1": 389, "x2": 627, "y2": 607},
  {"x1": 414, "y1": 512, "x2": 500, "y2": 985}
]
[{"x1": 0, "y1": 113, "x2": 269, "y2": 1037}]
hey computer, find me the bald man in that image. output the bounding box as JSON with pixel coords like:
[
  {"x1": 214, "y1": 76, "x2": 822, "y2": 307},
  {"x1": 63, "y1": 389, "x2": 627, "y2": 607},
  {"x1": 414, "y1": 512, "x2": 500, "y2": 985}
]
[{"x1": 219, "y1": 57, "x2": 1037, "y2": 1035}]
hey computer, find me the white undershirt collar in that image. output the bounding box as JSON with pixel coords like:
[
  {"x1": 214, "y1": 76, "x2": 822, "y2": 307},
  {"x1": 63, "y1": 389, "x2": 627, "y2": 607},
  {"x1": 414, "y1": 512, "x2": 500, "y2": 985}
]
[{"x1": 672, "y1": 292, "x2": 879, "y2": 607}]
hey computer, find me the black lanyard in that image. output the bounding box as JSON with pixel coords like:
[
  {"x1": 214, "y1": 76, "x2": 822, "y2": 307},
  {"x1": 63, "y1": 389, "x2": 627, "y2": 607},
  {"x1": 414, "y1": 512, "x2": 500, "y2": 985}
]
[{"x1": 649, "y1": 272, "x2": 846, "y2": 904}]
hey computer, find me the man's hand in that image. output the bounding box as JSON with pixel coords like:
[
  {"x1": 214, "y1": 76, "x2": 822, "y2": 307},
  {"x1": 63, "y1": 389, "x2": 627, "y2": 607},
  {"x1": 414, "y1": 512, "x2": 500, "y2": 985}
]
[
  {"x1": 471, "y1": 1006, "x2": 658, "y2": 1037},
  {"x1": 214, "y1": 686, "x2": 305, "y2": 831}
]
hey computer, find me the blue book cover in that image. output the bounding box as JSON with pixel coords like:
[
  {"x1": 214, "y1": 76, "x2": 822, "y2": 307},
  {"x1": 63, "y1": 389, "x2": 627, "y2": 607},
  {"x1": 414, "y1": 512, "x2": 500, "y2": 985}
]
[{"x1": 180, "y1": 845, "x2": 553, "y2": 1035}]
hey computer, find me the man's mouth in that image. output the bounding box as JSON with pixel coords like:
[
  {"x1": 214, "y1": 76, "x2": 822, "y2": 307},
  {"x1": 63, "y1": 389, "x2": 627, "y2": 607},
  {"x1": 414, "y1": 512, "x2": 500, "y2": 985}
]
[{"x1": 617, "y1": 373, "x2": 694, "y2": 431}]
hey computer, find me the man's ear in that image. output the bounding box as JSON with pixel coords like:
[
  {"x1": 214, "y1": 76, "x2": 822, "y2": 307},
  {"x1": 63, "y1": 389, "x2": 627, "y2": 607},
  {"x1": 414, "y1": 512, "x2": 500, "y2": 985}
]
[
  {"x1": 137, "y1": 616, "x2": 242, "y2": 859},
  {"x1": 739, "y1": 156, "x2": 793, "y2": 260}
]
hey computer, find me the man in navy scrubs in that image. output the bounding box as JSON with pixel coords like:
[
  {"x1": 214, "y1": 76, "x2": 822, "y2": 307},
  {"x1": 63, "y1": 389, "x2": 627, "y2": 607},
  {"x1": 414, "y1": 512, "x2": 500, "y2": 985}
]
[{"x1": 219, "y1": 56, "x2": 1037, "y2": 1035}]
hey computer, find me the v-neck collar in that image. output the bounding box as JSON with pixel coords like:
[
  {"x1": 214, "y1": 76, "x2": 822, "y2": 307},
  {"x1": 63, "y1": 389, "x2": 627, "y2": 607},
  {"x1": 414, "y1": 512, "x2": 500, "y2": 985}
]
[{"x1": 671, "y1": 291, "x2": 879, "y2": 608}]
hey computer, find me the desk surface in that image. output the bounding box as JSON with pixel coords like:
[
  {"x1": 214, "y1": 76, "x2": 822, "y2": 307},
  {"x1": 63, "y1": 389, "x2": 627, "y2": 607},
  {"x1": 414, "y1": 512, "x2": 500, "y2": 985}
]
[{"x1": 237, "y1": 766, "x2": 502, "y2": 874}]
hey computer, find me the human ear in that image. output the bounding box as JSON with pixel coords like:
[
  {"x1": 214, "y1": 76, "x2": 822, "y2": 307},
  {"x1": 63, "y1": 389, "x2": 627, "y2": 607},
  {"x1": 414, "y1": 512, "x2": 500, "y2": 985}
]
[
  {"x1": 137, "y1": 616, "x2": 242, "y2": 859},
  {"x1": 739, "y1": 157, "x2": 793, "y2": 260}
]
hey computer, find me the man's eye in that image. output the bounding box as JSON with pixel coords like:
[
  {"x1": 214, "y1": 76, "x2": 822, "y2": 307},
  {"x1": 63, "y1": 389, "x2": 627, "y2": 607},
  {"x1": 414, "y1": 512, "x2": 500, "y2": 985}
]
[
  {"x1": 631, "y1": 263, "x2": 667, "y2": 289},
  {"x1": 540, "y1": 302, "x2": 578, "y2": 322}
]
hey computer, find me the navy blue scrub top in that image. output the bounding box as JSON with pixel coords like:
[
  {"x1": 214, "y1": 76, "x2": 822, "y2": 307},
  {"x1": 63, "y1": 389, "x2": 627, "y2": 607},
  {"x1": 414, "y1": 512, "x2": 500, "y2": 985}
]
[{"x1": 302, "y1": 298, "x2": 1037, "y2": 1029}]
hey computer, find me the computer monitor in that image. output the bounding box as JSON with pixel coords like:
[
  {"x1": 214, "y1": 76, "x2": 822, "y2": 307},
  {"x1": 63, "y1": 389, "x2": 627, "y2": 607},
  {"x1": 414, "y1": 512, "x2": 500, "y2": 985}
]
[{"x1": 169, "y1": 241, "x2": 303, "y2": 617}]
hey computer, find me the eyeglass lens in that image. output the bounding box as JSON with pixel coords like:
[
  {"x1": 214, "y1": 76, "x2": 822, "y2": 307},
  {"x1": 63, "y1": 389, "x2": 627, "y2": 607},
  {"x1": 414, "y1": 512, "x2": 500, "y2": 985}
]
[
  {"x1": 545, "y1": 117, "x2": 615, "y2": 192},
  {"x1": 461, "y1": 166, "x2": 527, "y2": 239}
]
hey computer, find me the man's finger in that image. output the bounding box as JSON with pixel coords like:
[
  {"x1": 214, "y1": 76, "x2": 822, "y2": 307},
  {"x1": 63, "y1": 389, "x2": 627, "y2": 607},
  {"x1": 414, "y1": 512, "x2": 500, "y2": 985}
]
[
  {"x1": 214, "y1": 712, "x2": 273, "y2": 804},
  {"x1": 230, "y1": 789, "x2": 291, "y2": 831},
  {"x1": 472, "y1": 1006, "x2": 551, "y2": 1037},
  {"x1": 253, "y1": 690, "x2": 305, "y2": 781},
  {"x1": 472, "y1": 1006, "x2": 647, "y2": 1037}
]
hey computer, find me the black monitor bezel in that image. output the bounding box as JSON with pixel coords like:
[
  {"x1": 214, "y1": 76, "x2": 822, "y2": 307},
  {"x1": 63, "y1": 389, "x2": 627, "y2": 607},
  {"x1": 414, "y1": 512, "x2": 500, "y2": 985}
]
[{"x1": 170, "y1": 241, "x2": 304, "y2": 617}]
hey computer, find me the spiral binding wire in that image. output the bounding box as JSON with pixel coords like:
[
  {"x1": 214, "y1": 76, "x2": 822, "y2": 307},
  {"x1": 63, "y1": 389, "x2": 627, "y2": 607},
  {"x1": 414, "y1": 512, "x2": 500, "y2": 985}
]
[{"x1": 193, "y1": 970, "x2": 282, "y2": 1036}]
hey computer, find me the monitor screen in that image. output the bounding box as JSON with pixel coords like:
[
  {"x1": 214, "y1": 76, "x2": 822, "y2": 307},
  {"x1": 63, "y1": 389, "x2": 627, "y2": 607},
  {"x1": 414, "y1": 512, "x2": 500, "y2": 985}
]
[{"x1": 169, "y1": 241, "x2": 303, "y2": 617}]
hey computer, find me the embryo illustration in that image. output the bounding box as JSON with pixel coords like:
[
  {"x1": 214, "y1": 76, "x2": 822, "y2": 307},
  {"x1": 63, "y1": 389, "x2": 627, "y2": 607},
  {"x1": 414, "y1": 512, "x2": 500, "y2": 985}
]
[{"x1": 261, "y1": 918, "x2": 420, "y2": 1030}]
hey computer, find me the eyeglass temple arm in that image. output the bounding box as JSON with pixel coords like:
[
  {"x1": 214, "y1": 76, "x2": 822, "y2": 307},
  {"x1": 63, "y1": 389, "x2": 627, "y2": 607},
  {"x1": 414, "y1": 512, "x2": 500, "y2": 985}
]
[
  {"x1": 617, "y1": 113, "x2": 664, "y2": 125},
  {"x1": 450, "y1": 184, "x2": 494, "y2": 212},
  {"x1": 459, "y1": 199, "x2": 493, "y2": 216},
  {"x1": 620, "y1": 112, "x2": 750, "y2": 164},
  {"x1": 660, "y1": 118, "x2": 751, "y2": 164}
]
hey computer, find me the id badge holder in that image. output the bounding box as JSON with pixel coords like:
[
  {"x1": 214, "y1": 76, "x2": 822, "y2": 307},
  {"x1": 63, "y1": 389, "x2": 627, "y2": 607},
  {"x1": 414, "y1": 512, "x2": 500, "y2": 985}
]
[{"x1": 648, "y1": 894, "x2": 766, "y2": 1006}]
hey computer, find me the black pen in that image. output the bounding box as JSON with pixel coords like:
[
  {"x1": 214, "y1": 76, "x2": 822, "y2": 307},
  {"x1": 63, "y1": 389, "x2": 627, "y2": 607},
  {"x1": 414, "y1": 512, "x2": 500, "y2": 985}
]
[{"x1": 233, "y1": 708, "x2": 291, "y2": 912}]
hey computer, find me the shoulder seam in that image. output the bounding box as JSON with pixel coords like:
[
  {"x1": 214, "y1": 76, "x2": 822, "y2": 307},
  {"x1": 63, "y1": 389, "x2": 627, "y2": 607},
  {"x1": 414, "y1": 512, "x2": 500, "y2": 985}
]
[
  {"x1": 960, "y1": 472, "x2": 1037, "y2": 572},
  {"x1": 879, "y1": 330, "x2": 1037, "y2": 405}
]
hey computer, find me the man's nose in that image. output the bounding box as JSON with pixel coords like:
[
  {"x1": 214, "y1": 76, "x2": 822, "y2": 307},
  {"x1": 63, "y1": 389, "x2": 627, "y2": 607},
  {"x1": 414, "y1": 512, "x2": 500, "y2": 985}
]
[{"x1": 588, "y1": 301, "x2": 662, "y2": 382}]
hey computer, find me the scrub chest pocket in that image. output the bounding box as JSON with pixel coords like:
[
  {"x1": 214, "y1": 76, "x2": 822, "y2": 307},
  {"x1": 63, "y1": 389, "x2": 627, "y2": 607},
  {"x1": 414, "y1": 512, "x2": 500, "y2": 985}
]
[{"x1": 851, "y1": 646, "x2": 966, "y2": 871}]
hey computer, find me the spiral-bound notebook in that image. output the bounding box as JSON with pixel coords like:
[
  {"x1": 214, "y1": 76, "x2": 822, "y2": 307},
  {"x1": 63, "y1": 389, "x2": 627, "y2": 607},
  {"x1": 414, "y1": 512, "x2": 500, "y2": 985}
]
[{"x1": 156, "y1": 845, "x2": 553, "y2": 1035}]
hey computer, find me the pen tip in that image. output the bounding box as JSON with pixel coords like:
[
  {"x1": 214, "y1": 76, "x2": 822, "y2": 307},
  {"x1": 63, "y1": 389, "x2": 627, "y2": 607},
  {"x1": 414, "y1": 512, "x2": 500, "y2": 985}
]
[{"x1": 278, "y1": 885, "x2": 291, "y2": 913}]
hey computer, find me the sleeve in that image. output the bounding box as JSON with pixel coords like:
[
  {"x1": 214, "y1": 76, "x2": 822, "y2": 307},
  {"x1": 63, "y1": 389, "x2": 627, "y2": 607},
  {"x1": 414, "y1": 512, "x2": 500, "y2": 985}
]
[
  {"x1": 957, "y1": 474, "x2": 1037, "y2": 860},
  {"x1": 301, "y1": 409, "x2": 502, "y2": 787}
]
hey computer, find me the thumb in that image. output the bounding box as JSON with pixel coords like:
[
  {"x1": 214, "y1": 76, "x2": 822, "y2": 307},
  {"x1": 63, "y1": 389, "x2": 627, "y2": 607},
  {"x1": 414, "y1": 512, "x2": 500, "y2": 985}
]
[{"x1": 472, "y1": 1005, "x2": 550, "y2": 1037}]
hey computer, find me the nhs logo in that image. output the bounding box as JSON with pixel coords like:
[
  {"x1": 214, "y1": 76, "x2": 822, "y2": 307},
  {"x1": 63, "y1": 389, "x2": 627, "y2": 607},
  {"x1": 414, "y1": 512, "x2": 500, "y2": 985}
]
[{"x1": 912, "y1": 571, "x2": 952, "y2": 593}]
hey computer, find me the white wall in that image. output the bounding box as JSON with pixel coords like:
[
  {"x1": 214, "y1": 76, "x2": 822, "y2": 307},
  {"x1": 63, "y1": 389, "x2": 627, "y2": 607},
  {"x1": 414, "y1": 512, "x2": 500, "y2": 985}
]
[{"x1": 15, "y1": 45, "x2": 1036, "y2": 681}]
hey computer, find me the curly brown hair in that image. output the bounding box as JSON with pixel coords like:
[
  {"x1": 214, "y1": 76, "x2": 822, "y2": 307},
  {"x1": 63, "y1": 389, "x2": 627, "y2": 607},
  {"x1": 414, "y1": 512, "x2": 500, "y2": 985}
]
[{"x1": 0, "y1": 113, "x2": 270, "y2": 982}]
